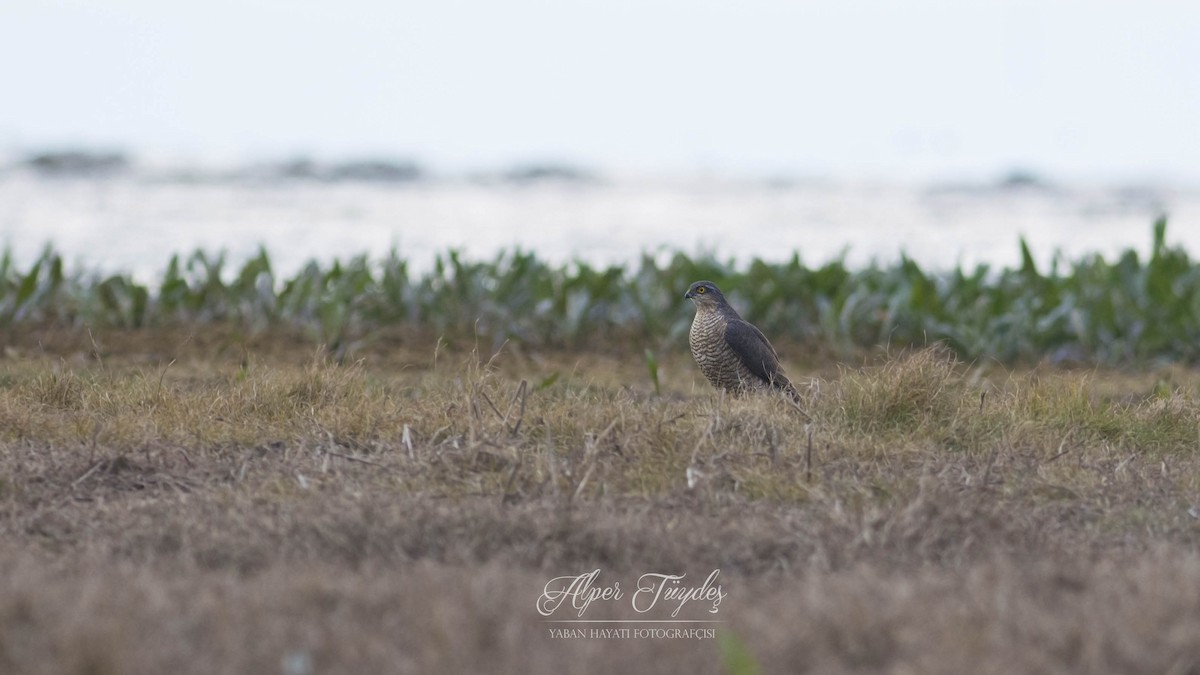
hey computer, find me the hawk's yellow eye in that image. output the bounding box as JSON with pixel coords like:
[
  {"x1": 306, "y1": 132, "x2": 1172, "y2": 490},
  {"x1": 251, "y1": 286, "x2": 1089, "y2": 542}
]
[{"x1": 696, "y1": 287, "x2": 706, "y2": 294}]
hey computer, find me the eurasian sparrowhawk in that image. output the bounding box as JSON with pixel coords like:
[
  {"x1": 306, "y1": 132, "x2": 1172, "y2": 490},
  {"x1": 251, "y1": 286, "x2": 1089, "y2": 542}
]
[{"x1": 685, "y1": 280, "x2": 799, "y2": 401}]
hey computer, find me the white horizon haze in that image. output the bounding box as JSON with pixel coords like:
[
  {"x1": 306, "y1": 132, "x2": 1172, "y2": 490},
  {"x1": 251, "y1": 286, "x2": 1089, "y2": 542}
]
[{"x1": 2, "y1": 0, "x2": 1199, "y2": 184}]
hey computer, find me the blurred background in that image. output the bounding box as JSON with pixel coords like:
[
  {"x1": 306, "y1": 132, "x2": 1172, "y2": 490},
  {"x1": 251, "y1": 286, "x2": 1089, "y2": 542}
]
[{"x1": 1, "y1": 0, "x2": 1198, "y2": 278}]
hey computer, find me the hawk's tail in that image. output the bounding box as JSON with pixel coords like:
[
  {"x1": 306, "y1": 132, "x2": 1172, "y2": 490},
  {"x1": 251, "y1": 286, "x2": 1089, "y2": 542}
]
[{"x1": 774, "y1": 375, "x2": 802, "y2": 404}]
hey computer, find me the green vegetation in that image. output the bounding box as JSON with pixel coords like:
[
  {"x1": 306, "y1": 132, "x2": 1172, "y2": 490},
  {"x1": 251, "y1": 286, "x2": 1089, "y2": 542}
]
[
  {"x1": 720, "y1": 633, "x2": 763, "y2": 675},
  {"x1": 2, "y1": 220, "x2": 1196, "y2": 364}
]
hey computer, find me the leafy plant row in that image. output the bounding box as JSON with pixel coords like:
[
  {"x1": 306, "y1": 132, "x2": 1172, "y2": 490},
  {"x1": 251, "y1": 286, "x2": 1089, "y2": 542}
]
[{"x1": 2, "y1": 220, "x2": 1197, "y2": 364}]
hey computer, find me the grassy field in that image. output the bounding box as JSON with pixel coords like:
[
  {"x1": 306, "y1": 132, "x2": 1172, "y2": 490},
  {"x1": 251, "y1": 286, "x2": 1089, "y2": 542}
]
[{"x1": 2, "y1": 326, "x2": 1200, "y2": 674}]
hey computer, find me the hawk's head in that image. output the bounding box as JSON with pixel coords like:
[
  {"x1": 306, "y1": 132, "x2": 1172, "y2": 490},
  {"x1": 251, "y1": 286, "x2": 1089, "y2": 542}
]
[{"x1": 684, "y1": 280, "x2": 728, "y2": 308}]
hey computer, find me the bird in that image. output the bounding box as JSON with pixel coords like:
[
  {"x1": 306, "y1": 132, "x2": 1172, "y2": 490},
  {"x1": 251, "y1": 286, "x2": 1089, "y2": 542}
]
[{"x1": 684, "y1": 280, "x2": 800, "y2": 402}]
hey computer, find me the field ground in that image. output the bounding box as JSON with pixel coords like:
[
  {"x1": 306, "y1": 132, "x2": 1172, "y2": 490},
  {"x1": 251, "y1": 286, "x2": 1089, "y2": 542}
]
[{"x1": 3, "y1": 328, "x2": 1200, "y2": 673}]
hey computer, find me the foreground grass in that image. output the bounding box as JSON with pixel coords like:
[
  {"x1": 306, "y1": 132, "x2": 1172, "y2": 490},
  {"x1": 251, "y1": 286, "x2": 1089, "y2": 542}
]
[{"x1": 2, "y1": 335, "x2": 1200, "y2": 673}]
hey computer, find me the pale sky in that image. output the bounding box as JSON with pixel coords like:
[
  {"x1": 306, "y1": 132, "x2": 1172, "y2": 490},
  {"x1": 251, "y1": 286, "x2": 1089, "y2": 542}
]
[{"x1": 3, "y1": 0, "x2": 1199, "y2": 181}]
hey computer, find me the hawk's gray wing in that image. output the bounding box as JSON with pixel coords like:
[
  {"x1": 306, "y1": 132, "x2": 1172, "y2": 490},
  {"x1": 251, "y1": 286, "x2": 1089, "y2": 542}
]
[{"x1": 724, "y1": 319, "x2": 784, "y2": 385}]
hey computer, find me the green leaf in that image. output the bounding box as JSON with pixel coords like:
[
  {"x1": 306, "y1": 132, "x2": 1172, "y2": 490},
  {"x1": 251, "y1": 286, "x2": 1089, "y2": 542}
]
[{"x1": 719, "y1": 633, "x2": 761, "y2": 675}]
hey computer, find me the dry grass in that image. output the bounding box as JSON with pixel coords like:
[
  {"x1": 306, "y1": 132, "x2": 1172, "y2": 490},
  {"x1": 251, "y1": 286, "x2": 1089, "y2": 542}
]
[{"x1": 3, "y1": 330, "x2": 1200, "y2": 673}]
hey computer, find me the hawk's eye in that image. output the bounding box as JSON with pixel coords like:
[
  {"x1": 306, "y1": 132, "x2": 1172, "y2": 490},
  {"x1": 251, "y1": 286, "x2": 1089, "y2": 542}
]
[{"x1": 696, "y1": 286, "x2": 706, "y2": 294}]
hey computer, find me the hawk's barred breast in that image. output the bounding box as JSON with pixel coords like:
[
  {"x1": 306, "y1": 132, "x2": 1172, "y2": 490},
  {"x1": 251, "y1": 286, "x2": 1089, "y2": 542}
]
[{"x1": 689, "y1": 307, "x2": 771, "y2": 394}]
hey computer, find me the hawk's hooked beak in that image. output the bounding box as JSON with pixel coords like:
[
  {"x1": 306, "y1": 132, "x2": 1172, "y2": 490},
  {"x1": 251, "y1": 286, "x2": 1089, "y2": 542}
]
[{"x1": 684, "y1": 290, "x2": 694, "y2": 299}]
